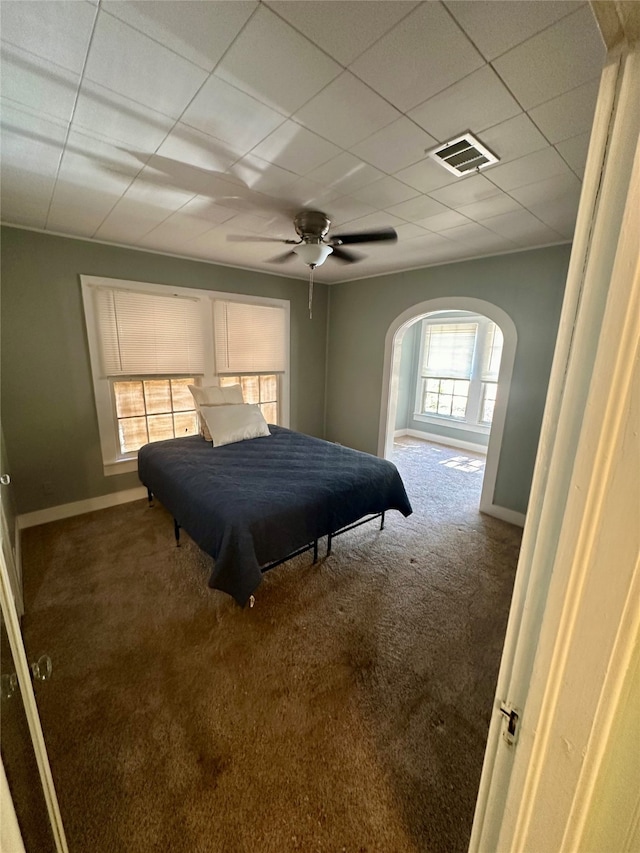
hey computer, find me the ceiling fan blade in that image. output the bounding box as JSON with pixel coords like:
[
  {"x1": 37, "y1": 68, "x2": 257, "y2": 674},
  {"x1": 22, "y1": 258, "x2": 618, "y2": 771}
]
[
  {"x1": 268, "y1": 250, "x2": 297, "y2": 264},
  {"x1": 226, "y1": 235, "x2": 298, "y2": 244},
  {"x1": 330, "y1": 245, "x2": 363, "y2": 263},
  {"x1": 329, "y1": 227, "x2": 398, "y2": 246}
]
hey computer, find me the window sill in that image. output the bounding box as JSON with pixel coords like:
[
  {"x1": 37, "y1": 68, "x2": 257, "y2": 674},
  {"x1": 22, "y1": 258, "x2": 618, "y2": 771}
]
[
  {"x1": 413, "y1": 413, "x2": 491, "y2": 435},
  {"x1": 104, "y1": 458, "x2": 138, "y2": 477}
]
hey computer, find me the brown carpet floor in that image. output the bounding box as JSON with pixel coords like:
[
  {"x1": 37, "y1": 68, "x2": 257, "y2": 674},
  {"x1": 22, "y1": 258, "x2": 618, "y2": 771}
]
[{"x1": 20, "y1": 438, "x2": 521, "y2": 853}]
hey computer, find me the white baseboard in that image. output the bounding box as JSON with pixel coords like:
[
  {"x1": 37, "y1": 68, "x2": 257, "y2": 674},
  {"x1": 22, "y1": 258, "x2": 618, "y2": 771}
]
[
  {"x1": 395, "y1": 428, "x2": 488, "y2": 455},
  {"x1": 480, "y1": 502, "x2": 526, "y2": 528},
  {"x1": 17, "y1": 486, "x2": 148, "y2": 530}
]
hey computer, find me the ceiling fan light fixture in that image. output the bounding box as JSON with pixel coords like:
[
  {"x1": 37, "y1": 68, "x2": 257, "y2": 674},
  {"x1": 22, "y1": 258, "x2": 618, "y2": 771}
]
[{"x1": 294, "y1": 242, "x2": 333, "y2": 267}]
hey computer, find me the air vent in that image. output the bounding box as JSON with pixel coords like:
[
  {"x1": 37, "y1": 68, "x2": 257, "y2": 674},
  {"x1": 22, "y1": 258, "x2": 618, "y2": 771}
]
[{"x1": 427, "y1": 132, "x2": 499, "y2": 177}]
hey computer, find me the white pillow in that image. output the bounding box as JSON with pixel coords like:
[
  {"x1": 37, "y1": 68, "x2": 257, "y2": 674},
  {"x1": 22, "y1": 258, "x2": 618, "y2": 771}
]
[
  {"x1": 200, "y1": 403, "x2": 270, "y2": 447},
  {"x1": 188, "y1": 383, "x2": 244, "y2": 441}
]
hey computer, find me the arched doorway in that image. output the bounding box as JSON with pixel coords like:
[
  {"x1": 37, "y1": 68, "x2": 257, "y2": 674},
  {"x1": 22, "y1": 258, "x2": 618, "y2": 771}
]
[{"x1": 378, "y1": 297, "x2": 518, "y2": 523}]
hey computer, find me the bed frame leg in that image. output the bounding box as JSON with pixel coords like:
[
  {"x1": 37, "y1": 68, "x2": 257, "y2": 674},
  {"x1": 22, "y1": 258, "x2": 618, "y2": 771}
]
[
  {"x1": 249, "y1": 595, "x2": 255, "y2": 608},
  {"x1": 380, "y1": 511, "x2": 385, "y2": 531},
  {"x1": 327, "y1": 532, "x2": 333, "y2": 557},
  {"x1": 147, "y1": 488, "x2": 154, "y2": 507},
  {"x1": 174, "y1": 518, "x2": 181, "y2": 547},
  {"x1": 313, "y1": 539, "x2": 318, "y2": 564}
]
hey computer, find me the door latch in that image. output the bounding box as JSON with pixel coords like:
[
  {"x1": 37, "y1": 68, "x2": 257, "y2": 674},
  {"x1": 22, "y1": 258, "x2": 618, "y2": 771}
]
[{"x1": 499, "y1": 701, "x2": 520, "y2": 746}]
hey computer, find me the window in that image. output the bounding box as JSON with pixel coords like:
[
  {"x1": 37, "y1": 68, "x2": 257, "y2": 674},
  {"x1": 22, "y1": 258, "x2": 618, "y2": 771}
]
[
  {"x1": 219, "y1": 375, "x2": 279, "y2": 425},
  {"x1": 416, "y1": 313, "x2": 503, "y2": 431},
  {"x1": 82, "y1": 276, "x2": 290, "y2": 474},
  {"x1": 113, "y1": 377, "x2": 198, "y2": 454}
]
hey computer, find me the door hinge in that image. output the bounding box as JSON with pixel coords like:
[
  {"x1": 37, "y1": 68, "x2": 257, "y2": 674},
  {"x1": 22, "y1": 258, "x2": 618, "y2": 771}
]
[{"x1": 499, "y1": 701, "x2": 520, "y2": 746}]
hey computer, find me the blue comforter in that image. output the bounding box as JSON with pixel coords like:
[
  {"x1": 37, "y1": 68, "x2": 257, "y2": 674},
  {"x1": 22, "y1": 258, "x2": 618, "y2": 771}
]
[{"x1": 138, "y1": 426, "x2": 412, "y2": 606}]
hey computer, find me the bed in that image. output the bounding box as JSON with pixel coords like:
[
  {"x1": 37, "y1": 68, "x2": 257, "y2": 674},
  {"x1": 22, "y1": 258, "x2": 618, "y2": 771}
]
[{"x1": 138, "y1": 426, "x2": 412, "y2": 606}]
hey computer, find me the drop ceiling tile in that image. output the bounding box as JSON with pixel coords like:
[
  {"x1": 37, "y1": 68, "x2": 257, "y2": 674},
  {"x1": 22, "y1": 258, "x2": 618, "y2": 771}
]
[
  {"x1": 394, "y1": 222, "x2": 431, "y2": 241},
  {"x1": 438, "y1": 221, "x2": 516, "y2": 251},
  {"x1": 428, "y1": 174, "x2": 502, "y2": 208},
  {"x1": 0, "y1": 103, "x2": 67, "y2": 173},
  {"x1": 215, "y1": 5, "x2": 341, "y2": 115},
  {"x1": 444, "y1": 1, "x2": 582, "y2": 61},
  {"x1": 0, "y1": 176, "x2": 53, "y2": 229},
  {"x1": 350, "y1": 2, "x2": 484, "y2": 112},
  {"x1": 410, "y1": 65, "x2": 521, "y2": 141},
  {"x1": 334, "y1": 211, "x2": 407, "y2": 234},
  {"x1": 228, "y1": 153, "x2": 299, "y2": 195},
  {"x1": 509, "y1": 171, "x2": 582, "y2": 208},
  {"x1": 251, "y1": 121, "x2": 341, "y2": 176},
  {"x1": 456, "y1": 195, "x2": 523, "y2": 221},
  {"x1": 102, "y1": 1, "x2": 257, "y2": 71},
  {"x1": 350, "y1": 117, "x2": 436, "y2": 175},
  {"x1": 529, "y1": 78, "x2": 600, "y2": 144},
  {"x1": 353, "y1": 176, "x2": 420, "y2": 209},
  {"x1": 492, "y1": 6, "x2": 605, "y2": 110},
  {"x1": 0, "y1": 45, "x2": 79, "y2": 124},
  {"x1": 72, "y1": 80, "x2": 175, "y2": 150},
  {"x1": 61, "y1": 129, "x2": 143, "y2": 181},
  {"x1": 307, "y1": 152, "x2": 385, "y2": 197},
  {"x1": 156, "y1": 124, "x2": 248, "y2": 176},
  {"x1": 479, "y1": 113, "x2": 548, "y2": 165},
  {"x1": 416, "y1": 210, "x2": 473, "y2": 232},
  {"x1": 266, "y1": 1, "x2": 419, "y2": 66},
  {"x1": 0, "y1": 0, "x2": 96, "y2": 73},
  {"x1": 47, "y1": 181, "x2": 131, "y2": 236},
  {"x1": 487, "y1": 147, "x2": 571, "y2": 191},
  {"x1": 178, "y1": 196, "x2": 239, "y2": 225},
  {"x1": 293, "y1": 71, "x2": 401, "y2": 149},
  {"x1": 84, "y1": 11, "x2": 208, "y2": 118},
  {"x1": 276, "y1": 177, "x2": 341, "y2": 212},
  {"x1": 323, "y1": 197, "x2": 378, "y2": 227},
  {"x1": 556, "y1": 132, "x2": 591, "y2": 178},
  {"x1": 394, "y1": 157, "x2": 458, "y2": 194},
  {"x1": 181, "y1": 75, "x2": 286, "y2": 153},
  {"x1": 483, "y1": 208, "x2": 562, "y2": 242},
  {"x1": 386, "y1": 195, "x2": 449, "y2": 222}
]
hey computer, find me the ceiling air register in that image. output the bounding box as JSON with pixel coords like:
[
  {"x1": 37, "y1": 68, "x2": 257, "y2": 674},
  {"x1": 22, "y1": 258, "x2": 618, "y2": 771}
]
[{"x1": 427, "y1": 132, "x2": 499, "y2": 177}]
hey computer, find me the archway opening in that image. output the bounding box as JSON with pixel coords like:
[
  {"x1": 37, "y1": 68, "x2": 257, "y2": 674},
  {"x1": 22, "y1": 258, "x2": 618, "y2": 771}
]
[{"x1": 379, "y1": 298, "x2": 517, "y2": 521}]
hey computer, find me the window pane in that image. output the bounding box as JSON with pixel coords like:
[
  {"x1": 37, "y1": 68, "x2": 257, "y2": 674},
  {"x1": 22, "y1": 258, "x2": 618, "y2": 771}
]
[
  {"x1": 424, "y1": 392, "x2": 439, "y2": 413},
  {"x1": 147, "y1": 414, "x2": 175, "y2": 443},
  {"x1": 114, "y1": 381, "x2": 145, "y2": 418},
  {"x1": 170, "y1": 378, "x2": 195, "y2": 411},
  {"x1": 426, "y1": 378, "x2": 440, "y2": 393},
  {"x1": 119, "y1": 417, "x2": 148, "y2": 453},
  {"x1": 219, "y1": 376, "x2": 239, "y2": 387},
  {"x1": 240, "y1": 375, "x2": 259, "y2": 404},
  {"x1": 454, "y1": 379, "x2": 470, "y2": 396},
  {"x1": 143, "y1": 380, "x2": 172, "y2": 414},
  {"x1": 173, "y1": 411, "x2": 198, "y2": 437},
  {"x1": 440, "y1": 379, "x2": 454, "y2": 395},
  {"x1": 451, "y1": 396, "x2": 468, "y2": 418},
  {"x1": 481, "y1": 382, "x2": 498, "y2": 424},
  {"x1": 261, "y1": 402, "x2": 278, "y2": 424},
  {"x1": 260, "y1": 374, "x2": 277, "y2": 402},
  {"x1": 437, "y1": 395, "x2": 453, "y2": 415}
]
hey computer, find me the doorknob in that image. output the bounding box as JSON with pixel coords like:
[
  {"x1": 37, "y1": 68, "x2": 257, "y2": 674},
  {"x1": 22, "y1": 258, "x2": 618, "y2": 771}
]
[
  {"x1": 0, "y1": 474, "x2": 10, "y2": 485},
  {"x1": 30, "y1": 655, "x2": 53, "y2": 682}
]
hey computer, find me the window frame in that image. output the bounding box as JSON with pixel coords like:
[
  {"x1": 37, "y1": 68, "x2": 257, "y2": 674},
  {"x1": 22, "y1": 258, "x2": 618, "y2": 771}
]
[
  {"x1": 413, "y1": 313, "x2": 502, "y2": 435},
  {"x1": 81, "y1": 276, "x2": 290, "y2": 476}
]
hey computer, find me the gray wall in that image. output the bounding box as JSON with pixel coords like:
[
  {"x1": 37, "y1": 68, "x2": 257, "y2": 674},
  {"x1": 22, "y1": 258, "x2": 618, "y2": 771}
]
[
  {"x1": 325, "y1": 245, "x2": 570, "y2": 515},
  {"x1": 1, "y1": 226, "x2": 329, "y2": 514}
]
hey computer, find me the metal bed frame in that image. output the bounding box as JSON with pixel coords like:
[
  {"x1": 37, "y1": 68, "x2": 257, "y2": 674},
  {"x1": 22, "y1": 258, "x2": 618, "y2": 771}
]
[{"x1": 146, "y1": 487, "x2": 384, "y2": 596}]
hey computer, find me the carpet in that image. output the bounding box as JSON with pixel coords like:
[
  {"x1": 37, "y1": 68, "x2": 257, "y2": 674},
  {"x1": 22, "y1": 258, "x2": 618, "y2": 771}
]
[{"x1": 20, "y1": 438, "x2": 521, "y2": 852}]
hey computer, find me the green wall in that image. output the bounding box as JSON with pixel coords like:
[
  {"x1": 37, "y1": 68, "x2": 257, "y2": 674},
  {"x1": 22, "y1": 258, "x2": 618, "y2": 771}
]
[
  {"x1": 325, "y1": 245, "x2": 571, "y2": 515},
  {"x1": 0, "y1": 226, "x2": 328, "y2": 514}
]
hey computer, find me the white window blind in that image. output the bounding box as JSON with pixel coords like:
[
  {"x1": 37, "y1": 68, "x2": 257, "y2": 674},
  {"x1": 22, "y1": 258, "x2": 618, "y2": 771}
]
[
  {"x1": 214, "y1": 300, "x2": 286, "y2": 373},
  {"x1": 481, "y1": 324, "x2": 504, "y2": 382},
  {"x1": 422, "y1": 323, "x2": 478, "y2": 379},
  {"x1": 93, "y1": 287, "x2": 205, "y2": 376}
]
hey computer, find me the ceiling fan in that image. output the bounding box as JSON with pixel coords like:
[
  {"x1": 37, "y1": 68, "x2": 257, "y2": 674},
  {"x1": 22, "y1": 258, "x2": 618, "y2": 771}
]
[{"x1": 228, "y1": 209, "x2": 398, "y2": 317}]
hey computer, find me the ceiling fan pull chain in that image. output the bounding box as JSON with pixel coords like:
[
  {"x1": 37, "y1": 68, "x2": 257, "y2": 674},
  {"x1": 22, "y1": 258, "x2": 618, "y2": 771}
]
[{"x1": 308, "y1": 265, "x2": 315, "y2": 320}]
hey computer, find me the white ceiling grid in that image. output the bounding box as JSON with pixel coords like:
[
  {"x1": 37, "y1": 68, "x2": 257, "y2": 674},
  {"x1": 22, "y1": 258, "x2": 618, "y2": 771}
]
[{"x1": 0, "y1": 0, "x2": 605, "y2": 282}]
